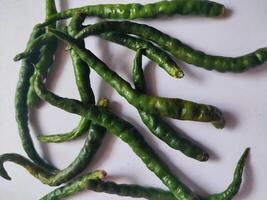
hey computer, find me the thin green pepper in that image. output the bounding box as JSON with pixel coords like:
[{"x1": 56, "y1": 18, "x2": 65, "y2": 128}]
[
  {"x1": 39, "y1": 0, "x2": 225, "y2": 28},
  {"x1": 41, "y1": 148, "x2": 249, "y2": 200},
  {"x1": 0, "y1": 99, "x2": 108, "y2": 186},
  {"x1": 15, "y1": 31, "x2": 183, "y2": 78},
  {"x1": 133, "y1": 49, "x2": 208, "y2": 161},
  {"x1": 38, "y1": 14, "x2": 93, "y2": 143},
  {"x1": 49, "y1": 28, "x2": 225, "y2": 129},
  {"x1": 14, "y1": 27, "x2": 57, "y2": 172},
  {"x1": 26, "y1": 0, "x2": 58, "y2": 107},
  {"x1": 33, "y1": 71, "x2": 199, "y2": 200},
  {"x1": 100, "y1": 32, "x2": 183, "y2": 78},
  {"x1": 76, "y1": 20, "x2": 267, "y2": 72},
  {"x1": 40, "y1": 171, "x2": 107, "y2": 200}
]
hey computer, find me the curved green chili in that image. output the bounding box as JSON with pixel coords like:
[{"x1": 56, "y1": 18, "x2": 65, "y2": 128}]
[
  {"x1": 38, "y1": 14, "x2": 93, "y2": 143},
  {"x1": 0, "y1": 99, "x2": 107, "y2": 186},
  {"x1": 40, "y1": 171, "x2": 107, "y2": 200},
  {"x1": 15, "y1": 27, "x2": 57, "y2": 172},
  {"x1": 77, "y1": 20, "x2": 267, "y2": 73},
  {"x1": 133, "y1": 49, "x2": 208, "y2": 161},
  {"x1": 206, "y1": 148, "x2": 250, "y2": 200},
  {"x1": 39, "y1": 0, "x2": 225, "y2": 28},
  {"x1": 33, "y1": 72, "x2": 199, "y2": 200},
  {"x1": 15, "y1": 31, "x2": 183, "y2": 78},
  {"x1": 26, "y1": 0, "x2": 58, "y2": 107},
  {"x1": 41, "y1": 148, "x2": 249, "y2": 200},
  {"x1": 100, "y1": 32, "x2": 183, "y2": 78},
  {"x1": 49, "y1": 28, "x2": 225, "y2": 129}
]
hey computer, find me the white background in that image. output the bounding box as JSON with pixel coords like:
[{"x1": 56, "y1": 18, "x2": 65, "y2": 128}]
[{"x1": 0, "y1": 0, "x2": 267, "y2": 199}]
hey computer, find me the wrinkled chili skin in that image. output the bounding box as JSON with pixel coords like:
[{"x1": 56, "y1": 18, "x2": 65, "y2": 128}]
[
  {"x1": 38, "y1": 14, "x2": 93, "y2": 143},
  {"x1": 14, "y1": 27, "x2": 57, "y2": 172},
  {"x1": 132, "y1": 49, "x2": 209, "y2": 161},
  {"x1": 40, "y1": 171, "x2": 106, "y2": 200},
  {"x1": 33, "y1": 72, "x2": 199, "y2": 200},
  {"x1": 39, "y1": 0, "x2": 225, "y2": 27},
  {"x1": 26, "y1": 0, "x2": 58, "y2": 107},
  {"x1": 77, "y1": 20, "x2": 267, "y2": 73},
  {"x1": 0, "y1": 105, "x2": 107, "y2": 186},
  {"x1": 39, "y1": 148, "x2": 249, "y2": 200},
  {"x1": 100, "y1": 32, "x2": 184, "y2": 78},
  {"x1": 49, "y1": 29, "x2": 225, "y2": 129}
]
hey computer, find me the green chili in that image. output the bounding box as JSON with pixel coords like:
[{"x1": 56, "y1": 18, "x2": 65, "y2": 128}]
[
  {"x1": 14, "y1": 28, "x2": 57, "y2": 172},
  {"x1": 49, "y1": 28, "x2": 225, "y2": 129},
  {"x1": 26, "y1": 0, "x2": 58, "y2": 107},
  {"x1": 77, "y1": 20, "x2": 267, "y2": 73},
  {"x1": 0, "y1": 99, "x2": 107, "y2": 186},
  {"x1": 41, "y1": 148, "x2": 249, "y2": 200},
  {"x1": 100, "y1": 32, "x2": 184, "y2": 78},
  {"x1": 33, "y1": 71, "x2": 199, "y2": 200},
  {"x1": 40, "y1": 171, "x2": 107, "y2": 200},
  {"x1": 132, "y1": 49, "x2": 208, "y2": 161},
  {"x1": 206, "y1": 148, "x2": 250, "y2": 200},
  {"x1": 39, "y1": 0, "x2": 225, "y2": 28},
  {"x1": 15, "y1": 31, "x2": 183, "y2": 78},
  {"x1": 38, "y1": 14, "x2": 93, "y2": 143}
]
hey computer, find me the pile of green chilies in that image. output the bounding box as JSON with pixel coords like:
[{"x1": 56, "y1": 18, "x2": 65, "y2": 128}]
[{"x1": 3, "y1": 0, "x2": 265, "y2": 199}]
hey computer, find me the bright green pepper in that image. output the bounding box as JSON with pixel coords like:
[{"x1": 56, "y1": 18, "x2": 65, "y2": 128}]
[
  {"x1": 39, "y1": 0, "x2": 225, "y2": 28},
  {"x1": 133, "y1": 49, "x2": 208, "y2": 161}
]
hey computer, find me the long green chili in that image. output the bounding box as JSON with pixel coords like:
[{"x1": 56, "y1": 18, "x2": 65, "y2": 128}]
[
  {"x1": 33, "y1": 71, "x2": 199, "y2": 200},
  {"x1": 77, "y1": 20, "x2": 267, "y2": 73},
  {"x1": 38, "y1": 14, "x2": 93, "y2": 143},
  {"x1": 100, "y1": 32, "x2": 184, "y2": 78},
  {"x1": 49, "y1": 28, "x2": 225, "y2": 129},
  {"x1": 40, "y1": 148, "x2": 249, "y2": 200},
  {"x1": 14, "y1": 0, "x2": 58, "y2": 172},
  {"x1": 133, "y1": 49, "x2": 208, "y2": 161},
  {"x1": 26, "y1": 0, "x2": 58, "y2": 107},
  {"x1": 0, "y1": 99, "x2": 107, "y2": 186},
  {"x1": 39, "y1": 0, "x2": 225, "y2": 28}
]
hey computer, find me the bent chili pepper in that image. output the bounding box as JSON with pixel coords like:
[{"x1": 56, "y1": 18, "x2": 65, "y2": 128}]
[
  {"x1": 100, "y1": 32, "x2": 184, "y2": 78},
  {"x1": 14, "y1": 0, "x2": 58, "y2": 172},
  {"x1": 40, "y1": 148, "x2": 249, "y2": 200},
  {"x1": 0, "y1": 99, "x2": 108, "y2": 186},
  {"x1": 133, "y1": 49, "x2": 208, "y2": 161},
  {"x1": 77, "y1": 20, "x2": 267, "y2": 73},
  {"x1": 38, "y1": 14, "x2": 93, "y2": 143},
  {"x1": 49, "y1": 28, "x2": 225, "y2": 129},
  {"x1": 33, "y1": 71, "x2": 199, "y2": 200},
  {"x1": 39, "y1": 0, "x2": 225, "y2": 28}
]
